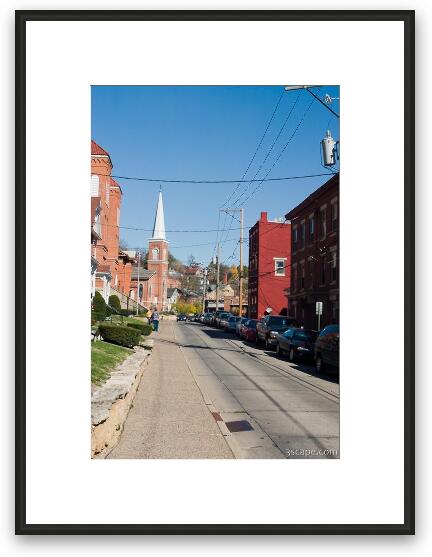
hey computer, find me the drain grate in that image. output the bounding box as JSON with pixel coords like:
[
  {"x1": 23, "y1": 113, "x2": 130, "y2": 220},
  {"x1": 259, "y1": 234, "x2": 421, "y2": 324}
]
[{"x1": 225, "y1": 420, "x2": 254, "y2": 433}]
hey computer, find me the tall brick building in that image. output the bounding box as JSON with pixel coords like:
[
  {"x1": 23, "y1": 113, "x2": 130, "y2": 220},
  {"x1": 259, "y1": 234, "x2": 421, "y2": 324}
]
[
  {"x1": 90, "y1": 140, "x2": 133, "y2": 304},
  {"x1": 248, "y1": 212, "x2": 291, "y2": 319},
  {"x1": 285, "y1": 173, "x2": 339, "y2": 329}
]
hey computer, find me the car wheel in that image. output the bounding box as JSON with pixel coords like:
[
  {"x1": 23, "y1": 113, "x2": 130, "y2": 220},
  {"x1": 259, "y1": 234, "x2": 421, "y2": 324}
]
[
  {"x1": 316, "y1": 354, "x2": 325, "y2": 373},
  {"x1": 288, "y1": 347, "x2": 295, "y2": 362}
]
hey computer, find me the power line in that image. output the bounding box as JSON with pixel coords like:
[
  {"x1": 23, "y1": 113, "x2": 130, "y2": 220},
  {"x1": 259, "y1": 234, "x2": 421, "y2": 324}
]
[
  {"x1": 229, "y1": 91, "x2": 302, "y2": 209},
  {"x1": 92, "y1": 171, "x2": 334, "y2": 185},
  {"x1": 220, "y1": 88, "x2": 285, "y2": 208},
  {"x1": 234, "y1": 96, "x2": 317, "y2": 207},
  {"x1": 219, "y1": 91, "x2": 302, "y2": 247}
]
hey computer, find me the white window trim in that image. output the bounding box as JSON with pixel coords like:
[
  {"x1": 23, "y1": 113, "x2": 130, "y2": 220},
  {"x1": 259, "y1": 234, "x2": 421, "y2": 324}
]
[{"x1": 274, "y1": 258, "x2": 286, "y2": 276}]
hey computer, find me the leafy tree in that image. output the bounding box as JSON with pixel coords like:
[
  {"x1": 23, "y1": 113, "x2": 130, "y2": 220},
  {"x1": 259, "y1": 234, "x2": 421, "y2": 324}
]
[
  {"x1": 168, "y1": 252, "x2": 185, "y2": 272},
  {"x1": 174, "y1": 301, "x2": 201, "y2": 315},
  {"x1": 229, "y1": 265, "x2": 239, "y2": 281}
]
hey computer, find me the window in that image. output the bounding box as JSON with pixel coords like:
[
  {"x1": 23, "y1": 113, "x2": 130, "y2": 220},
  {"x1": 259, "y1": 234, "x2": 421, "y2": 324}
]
[
  {"x1": 292, "y1": 227, "x2": 298, "y2": 252},
  {"x1": 300, "y1": 261, "x2": 305, "y2": 289},
  {"x1": 331, "y1": 250, "x2": 337, "y2": 282},
  {"x1": 106, "y1": 180, "x2": 110, "y2": 205},
  {"x1": 309, "y1": 214, "x2": 315, "y2": 241},
  {"x1": 320, "y1": 208, "x2": 327, "y2": 239},
  {"x1": 320, "y1": 255, "x2": 326, "y2": 285},
  {"x1": 91, "y1": 175, "x2": 99, "y2": 196},
  {"x1": 152, "y1": 247, "x2": 159, "y2": 259},
  {"x1": 275, "y1": 259, "x2": 285, "y2": 276},
  {"x1": 292, "y1": 265, "x2": 297, "y2": 292},
  {"x1": 331, "y1": 200, "x2": 338, "y2": 231},
  {"x1": 300, "y1": 221, "x2": 305, "y2": 248}
]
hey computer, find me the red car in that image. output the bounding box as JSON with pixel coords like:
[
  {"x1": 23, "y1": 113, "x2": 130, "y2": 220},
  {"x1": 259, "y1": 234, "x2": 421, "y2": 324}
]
[{"x1": 243, "y1": 319, "x2": 258, "y2": 343}]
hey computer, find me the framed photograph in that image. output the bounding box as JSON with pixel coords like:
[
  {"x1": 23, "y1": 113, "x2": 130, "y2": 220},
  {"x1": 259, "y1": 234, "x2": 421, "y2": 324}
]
[{"x1": 16, "y1": 10, "x2": 414, "y2": 534}]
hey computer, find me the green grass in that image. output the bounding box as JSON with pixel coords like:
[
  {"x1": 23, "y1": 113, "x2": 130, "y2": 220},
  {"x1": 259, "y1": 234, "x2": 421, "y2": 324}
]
[
  {"x1": 91, "y1": 341, "x2": 133, "y2": 385},
  {"x1": 109, "y1": 315, "x2": 148, "y2": 326}
]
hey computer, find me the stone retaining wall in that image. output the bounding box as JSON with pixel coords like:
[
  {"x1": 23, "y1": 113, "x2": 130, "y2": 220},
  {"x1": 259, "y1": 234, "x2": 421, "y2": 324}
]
[{"x1": 91, "y1": 343, "x2": 153, "y2": 458}]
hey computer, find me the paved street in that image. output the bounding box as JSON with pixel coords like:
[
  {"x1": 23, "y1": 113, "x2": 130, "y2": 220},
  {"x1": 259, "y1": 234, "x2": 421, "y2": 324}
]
[{"x1": 109, "y1": 320, "x2": 339, "y2": 459}]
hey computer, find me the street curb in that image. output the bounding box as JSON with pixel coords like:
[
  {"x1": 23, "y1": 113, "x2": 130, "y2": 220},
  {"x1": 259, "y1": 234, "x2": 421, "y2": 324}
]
[{"x1": 91, "y1": 345, "x2": 152, "y2": 459}]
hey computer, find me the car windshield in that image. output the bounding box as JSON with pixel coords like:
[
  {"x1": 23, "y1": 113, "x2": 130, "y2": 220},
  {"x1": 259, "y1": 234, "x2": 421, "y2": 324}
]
[
  {"x1": 248, "y1": 320, "x2": 258, "y2": 329},
  {"x1": 267, "y1": 317, "x2": 296, "y2": 328},
  {"x1": 220, "y1": 313, "x2": 230, "y2": 318},
  {"x1": 295, "y1": 330, "x2": 318, "y2": 342},
  {"x1": 228, "y1": 317, "x2": 236, "y2": 322}
]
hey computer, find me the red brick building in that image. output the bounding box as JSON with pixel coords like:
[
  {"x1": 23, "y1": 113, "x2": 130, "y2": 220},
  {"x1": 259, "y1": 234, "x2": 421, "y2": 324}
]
[
  {"x1": 91, "y1": 140, "x2": 135, "y2": 307},
  {"x1": 247, "y1": 212, "x2": 291, "y2": 319},
  {"x1": 285, "y1": 173, "x2": 339, "y2": 329}
]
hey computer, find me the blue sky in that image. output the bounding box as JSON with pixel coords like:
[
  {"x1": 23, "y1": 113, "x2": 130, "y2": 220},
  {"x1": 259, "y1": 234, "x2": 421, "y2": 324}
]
[{"x1": 91, "y1": 85, "x2": 339, "y2": 266}]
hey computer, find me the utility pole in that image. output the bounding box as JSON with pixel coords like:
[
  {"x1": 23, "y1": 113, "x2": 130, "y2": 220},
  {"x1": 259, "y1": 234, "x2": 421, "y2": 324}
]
[
  {"x1": 136, "y1": 250, "x2": 140, "y2": 316},
  {"x1": 220, "y1": 208, "x2": 244, "y2": 317},
  {"x1": 202, "y1": 267, "x2": 208, "y2": 314},
  {"x1": 239, "y1": 208, "x2": 244, "y2": 317},
  {"x1": 215, "y1": 242, "x2": 220, "y2": 313}
]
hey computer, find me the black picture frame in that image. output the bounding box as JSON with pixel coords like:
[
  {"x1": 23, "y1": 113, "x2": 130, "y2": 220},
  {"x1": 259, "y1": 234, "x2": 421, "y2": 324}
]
[{"x1": 15, "y1": 9, "x2": 415, "y2": 535}]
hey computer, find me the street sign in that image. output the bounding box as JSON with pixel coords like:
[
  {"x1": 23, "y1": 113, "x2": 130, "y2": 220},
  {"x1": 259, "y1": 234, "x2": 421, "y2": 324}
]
[{"x1": 316, "y1": 301, "x2": 323, "y2": 315}]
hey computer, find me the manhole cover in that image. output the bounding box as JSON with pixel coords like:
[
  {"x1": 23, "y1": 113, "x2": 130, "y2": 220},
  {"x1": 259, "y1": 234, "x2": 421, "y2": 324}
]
[{"x1": 225, "y1": 420, "x2": 254, "y2": 432}]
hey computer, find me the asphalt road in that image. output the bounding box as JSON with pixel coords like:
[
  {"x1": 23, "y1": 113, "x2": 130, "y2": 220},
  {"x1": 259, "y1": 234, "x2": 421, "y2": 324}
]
[
  {"x1": 174, "y1": 321, "x2": 340, "y2": 459},
  {"x1": 109, "y1": 320, "x2": 339, "y2": 459}
]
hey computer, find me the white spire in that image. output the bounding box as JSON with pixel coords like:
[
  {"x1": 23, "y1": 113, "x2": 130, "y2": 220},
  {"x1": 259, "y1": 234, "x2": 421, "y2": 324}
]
[{"x1": 151, "y1": 188, "x2": 166, "y2": 240}]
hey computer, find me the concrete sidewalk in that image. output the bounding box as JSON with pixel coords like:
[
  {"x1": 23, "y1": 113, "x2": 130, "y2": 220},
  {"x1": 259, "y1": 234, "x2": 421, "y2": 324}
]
[{"x1": 108, "y1": 321, "x2": 233, "y2": 459}]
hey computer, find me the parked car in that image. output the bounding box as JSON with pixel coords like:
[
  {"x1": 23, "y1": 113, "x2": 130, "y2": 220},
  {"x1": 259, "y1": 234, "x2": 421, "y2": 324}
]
[
  {"x1": 276, "y1": 328, "x2": 318, "y2": 362},
  {"x1": 211, "y1": 310, "x2": 223, "y2": 327},
  {"x1": 177, "y1": 314, "x2": 187, "y2": 322},
  {"x1": 226, "y1": 315, "x2": 241, "y2": 333},
  {"x1": 239, "y1": 319, "x2": 251, "y2": 339},
  {"x1": 236, "y1": 317, "x2": 249, "y2": 336},
  {"x1": 218, "y1": 312, "x2": 232, "y2": 329},
  {"x1": 256, "y1": 315, "x2": 300, "y2": 349},
  {"x1": 314, "y1": 324, "x2": 339, "y2": 373},
  {"x1": 243, "y1": 319, "x2": 258, "y2": 343},
  {"x1": 203, "y1": 312, "x2": 213, "y2": 325}
]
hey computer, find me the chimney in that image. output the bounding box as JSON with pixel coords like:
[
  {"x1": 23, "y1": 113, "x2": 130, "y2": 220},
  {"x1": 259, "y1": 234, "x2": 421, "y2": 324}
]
[
  {"x1": 224, "y1": 273, "x2": 228, "y2": 285},
  {"x1": 260, "y1": 211, "x2": 268, "y2": 222}
]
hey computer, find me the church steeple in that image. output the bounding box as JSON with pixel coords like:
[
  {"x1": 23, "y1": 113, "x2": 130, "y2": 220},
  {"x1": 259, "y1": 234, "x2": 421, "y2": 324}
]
[{"x1": 151, "y1": 187, "x2": 166, "y2": 240}]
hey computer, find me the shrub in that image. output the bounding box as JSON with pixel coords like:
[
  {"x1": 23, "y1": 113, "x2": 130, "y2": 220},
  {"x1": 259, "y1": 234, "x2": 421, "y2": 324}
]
[
  {"x1": 127, "y1": 322, "x2": 152, "y2": 336},
  {"x1": 99, "y1": 324, "x2": 141, "y2": 348},
  {"x1": 108, "y1": 295, "x2": 122, "y2": 313},
  {"x1": 91, "y1": 311, "x2": 106, "y2": 325},
  {"x1": 92, "y1": 291, "x2": 107, "y2": 319},
  {"x1": 120, "y1": 308, "x2": 134, "y2": 316}
]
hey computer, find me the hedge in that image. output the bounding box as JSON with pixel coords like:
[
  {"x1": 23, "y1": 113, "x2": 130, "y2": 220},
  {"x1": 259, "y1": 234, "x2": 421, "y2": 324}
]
[
  {"x1": 108, "y1": 295, "x2": 122, "y2": 313},
  {"x1": 98, "y1": 324, "x2": 141, "y2": 348},
  {"x1": 127, "y1": 322, "x2": 152, "y2": 336},
  {"x1": 92, "y1": 291, "x2": 107, "y2": 318},
  {"x1": 91, "y1": 311, "x2": 106, "y2": 324}
]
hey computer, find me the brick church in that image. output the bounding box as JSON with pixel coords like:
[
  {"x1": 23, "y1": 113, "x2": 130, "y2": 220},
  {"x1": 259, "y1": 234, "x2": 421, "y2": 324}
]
[{"x1": 129, "y1": 189, "x2": 170, "y2": 311}]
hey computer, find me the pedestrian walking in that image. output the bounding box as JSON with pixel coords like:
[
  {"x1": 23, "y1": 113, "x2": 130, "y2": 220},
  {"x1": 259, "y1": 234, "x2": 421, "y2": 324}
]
[
  {"x1": 146, "y1": 308, "x2": 152, "y2": 325},
  {"x1": 151, "y1": 309, "x2": 160, "y2": 332}
]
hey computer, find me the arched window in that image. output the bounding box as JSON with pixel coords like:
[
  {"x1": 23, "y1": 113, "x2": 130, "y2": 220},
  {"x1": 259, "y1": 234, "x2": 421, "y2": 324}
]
[{"x1": 91, "y1": 175, "x2": 99, "y2": 196}]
